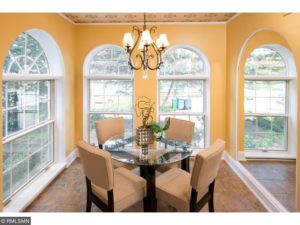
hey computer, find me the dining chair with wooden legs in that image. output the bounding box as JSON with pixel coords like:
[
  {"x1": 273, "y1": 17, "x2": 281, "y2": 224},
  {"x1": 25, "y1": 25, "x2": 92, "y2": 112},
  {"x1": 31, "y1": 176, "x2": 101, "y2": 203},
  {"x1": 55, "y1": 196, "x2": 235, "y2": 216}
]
[
  {"x1": 155, "y1": 139, "x2": 225, "y2": 212},
  {"x1": 158, "y1": 117, "x2": 195, "y2": 173},
  {"x1": 95, "y1": 117, "x2": 135, "y2": 169},
  {"x1": 77, "y1": 141, "x2": 147, "y2": 212}
]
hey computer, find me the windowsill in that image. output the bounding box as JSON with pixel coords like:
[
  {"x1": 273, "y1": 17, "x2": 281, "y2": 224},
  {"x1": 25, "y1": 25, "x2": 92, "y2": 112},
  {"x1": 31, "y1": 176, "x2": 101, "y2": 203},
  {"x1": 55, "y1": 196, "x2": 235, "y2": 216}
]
[
  {"x1": 3, "y1": 162, "x2": 66, "y2": 212},
  {"x1": 244, "y1": 150, "x2": 296, "y2": 159}
]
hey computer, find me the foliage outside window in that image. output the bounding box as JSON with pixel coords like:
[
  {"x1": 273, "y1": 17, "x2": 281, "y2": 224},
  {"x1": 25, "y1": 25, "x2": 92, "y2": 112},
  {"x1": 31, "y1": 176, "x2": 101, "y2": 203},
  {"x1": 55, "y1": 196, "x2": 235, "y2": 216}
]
[
  {"x1": 2, "y1": 32, "x2": 53, "y2": 202},
  {"x1": 158, "y1": 46, "x2": 207, "y2": 148},
  {"x1": 244, "y1": 47, "x2": 288, "y2": 151},
  {"x1": 87, "y1": 46, "x2": 133, "y2": 144}
]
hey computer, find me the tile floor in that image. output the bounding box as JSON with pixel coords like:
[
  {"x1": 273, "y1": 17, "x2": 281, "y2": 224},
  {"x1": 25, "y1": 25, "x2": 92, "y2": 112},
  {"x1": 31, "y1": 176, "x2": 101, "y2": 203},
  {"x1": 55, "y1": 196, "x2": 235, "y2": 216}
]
[
  {"x1": 25, "y1": 159, "x2": 266, "y2": 212},
  {"x1": 242, "y1": 159, "x2": 296, "y2": 212}
]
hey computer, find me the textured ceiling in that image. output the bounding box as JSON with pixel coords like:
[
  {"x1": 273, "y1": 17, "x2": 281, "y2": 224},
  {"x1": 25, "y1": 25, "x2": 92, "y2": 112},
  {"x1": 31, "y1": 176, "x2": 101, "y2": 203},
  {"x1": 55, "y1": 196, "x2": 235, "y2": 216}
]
[{"x1": 63, "y1": 13, "x2": 237, "y2": 24}]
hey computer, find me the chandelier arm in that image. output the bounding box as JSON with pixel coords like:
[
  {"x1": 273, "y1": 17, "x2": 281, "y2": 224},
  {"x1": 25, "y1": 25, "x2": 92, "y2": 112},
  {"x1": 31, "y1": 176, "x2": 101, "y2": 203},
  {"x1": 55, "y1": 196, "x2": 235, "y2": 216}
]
[
  {"x1": 127, "y1": 26, "x2": 142, "y2": 70},
  {"x1": 130, "y1": 53, "x2": 143, "y2": 70},
  {"x1": 146, "y1": 43, "x2": 161, "y2": 70}
]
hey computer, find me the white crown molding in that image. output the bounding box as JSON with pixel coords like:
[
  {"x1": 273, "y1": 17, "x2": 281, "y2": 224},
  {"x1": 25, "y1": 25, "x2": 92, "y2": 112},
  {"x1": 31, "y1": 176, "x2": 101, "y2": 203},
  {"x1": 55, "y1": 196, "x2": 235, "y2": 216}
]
[
  {"x1": 57, "y1": 13, "x2": 238, "y2": 26},
  {"x1": 226, "y1": 13, "x2": 241, "y2": 23},
  {"x1": 58, "y1": 13, "x2": 76, "y2": 25}
]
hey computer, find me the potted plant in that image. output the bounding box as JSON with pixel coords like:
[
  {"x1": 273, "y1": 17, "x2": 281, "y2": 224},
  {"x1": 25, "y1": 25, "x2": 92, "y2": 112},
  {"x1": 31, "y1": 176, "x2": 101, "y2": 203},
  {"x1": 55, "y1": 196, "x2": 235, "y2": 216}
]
[{"x1": 135, "y1": 96, "x2": 170, "y2": 155}]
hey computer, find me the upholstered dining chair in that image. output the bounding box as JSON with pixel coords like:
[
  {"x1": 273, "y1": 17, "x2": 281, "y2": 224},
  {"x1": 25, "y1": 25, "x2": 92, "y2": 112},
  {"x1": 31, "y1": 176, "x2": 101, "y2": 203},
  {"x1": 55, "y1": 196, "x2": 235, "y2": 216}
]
[
  {"x1": 158, "y1": 117, "x2": 195, "y2": 173},
  {"x1": 77, "y1": 141, "x2": 147, "y2": 212},
  {"x1": 95, "y1": 117, "x2": 135, "y2": 169},
  {"x1": 155, "y1": 139, "x2": 225, "y2": 212}
]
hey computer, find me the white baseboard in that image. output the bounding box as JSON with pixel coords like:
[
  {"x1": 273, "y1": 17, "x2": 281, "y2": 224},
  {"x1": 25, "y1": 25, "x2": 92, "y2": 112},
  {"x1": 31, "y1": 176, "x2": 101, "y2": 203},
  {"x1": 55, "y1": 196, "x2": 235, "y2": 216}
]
[
  {"x1": 66, "y1": 148, "x2": 78, "y2": 168},
  {"x1": 223, "y1": 151, "x2": 288, "y2": 212},
  {"x1": 4, "y1": 163, "x2": 66, "y2": 212},
  {"x1": 238, "y1": 151, "x2": 246, "y2": 161}
]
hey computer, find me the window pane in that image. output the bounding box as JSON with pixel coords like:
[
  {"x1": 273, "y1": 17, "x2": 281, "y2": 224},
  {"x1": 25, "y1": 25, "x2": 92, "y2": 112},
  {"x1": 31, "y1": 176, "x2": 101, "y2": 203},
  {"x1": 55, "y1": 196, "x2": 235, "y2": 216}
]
[
  {"x1": 8, "y1": 82, "x2": 23, "y2": 108},
  {"x1": 11, "y1": 159, "x2": 28, "y2": 192},
  {"x1": 159, "y1": 80, "x2": 203, "y2": 113},
  {"x1": 3, "y1": 171, "x2": 11, "y2": 200},
  {"x1": 3, "y1": 124, "x2": 53, "y2": 199},
  {"x1": 159, "y1": 47, "x2": 205, "y2": 76},
  {"x1": 90, "y1": 80, "x2": 133, "y2": 112},
  {"x1": 7, "y1": 108, "x2": 24, "y2": 135},
  {"x1": 244, "y1": 81, "x2": 286, "y2": 115},
  {"x1": 4, "y1": 81, "x2": 51, "y2": 138},
  {"x1": 244, "y1": 47, "x2": 287, "y2": 76},
  {"x1": 89, "y1": 47, "x2": 131, "y2": 76},
  {"x1": 245, "y1": 117, "x2": 256, "y2": 132},
  {"x1": 4, "y1": 33, "x2": 49, "y2": 75},
  {"x1": 244, "y1": 116, "x2": 287, "y2": 150},
  {"x1": 3, "y1": 143, "x2": 11, "y2": 172}
]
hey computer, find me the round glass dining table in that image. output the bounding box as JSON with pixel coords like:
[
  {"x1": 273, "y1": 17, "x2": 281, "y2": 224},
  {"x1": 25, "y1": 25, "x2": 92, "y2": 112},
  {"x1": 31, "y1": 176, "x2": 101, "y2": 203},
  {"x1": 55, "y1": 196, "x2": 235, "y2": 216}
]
[{"x1": 103, "y1": 136, "x2": 193, "y2": 212}]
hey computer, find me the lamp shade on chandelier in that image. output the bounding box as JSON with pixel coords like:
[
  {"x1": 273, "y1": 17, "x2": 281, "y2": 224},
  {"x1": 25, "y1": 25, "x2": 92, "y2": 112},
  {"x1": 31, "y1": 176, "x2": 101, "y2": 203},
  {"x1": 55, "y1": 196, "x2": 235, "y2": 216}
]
[{"x1": 122, "y1": 13, "x2": 170, "y2": 79}]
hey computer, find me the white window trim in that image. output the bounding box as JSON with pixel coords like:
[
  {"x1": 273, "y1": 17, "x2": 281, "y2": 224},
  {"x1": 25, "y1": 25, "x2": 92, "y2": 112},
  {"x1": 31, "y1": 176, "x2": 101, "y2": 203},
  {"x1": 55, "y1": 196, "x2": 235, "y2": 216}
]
[
  {"x1": 157, "y1": 44, "x2": 210, "y2": 149},
  {"x1": 83, "y1": 44, "x2": 134, "y2": 143},
  {"x1": 3, "y1": 29, "x2": 67, "y2": 211},
  {"x1": 243, "y1": 44, "x2": 297, "y2": 159}
]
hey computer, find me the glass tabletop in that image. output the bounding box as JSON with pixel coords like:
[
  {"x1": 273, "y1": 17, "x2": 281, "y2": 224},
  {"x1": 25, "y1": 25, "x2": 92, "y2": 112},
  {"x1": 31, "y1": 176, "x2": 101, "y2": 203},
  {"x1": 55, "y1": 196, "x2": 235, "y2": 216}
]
[{"x1": 103, "y1": 136, "x2": 193, "y2": 166}]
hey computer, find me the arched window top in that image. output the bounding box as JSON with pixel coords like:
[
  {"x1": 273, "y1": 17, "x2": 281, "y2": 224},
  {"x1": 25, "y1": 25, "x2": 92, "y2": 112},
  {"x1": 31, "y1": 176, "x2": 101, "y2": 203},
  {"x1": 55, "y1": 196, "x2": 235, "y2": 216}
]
[
  {"x1": 3, "y1": 32, "x2": 50, "y2": 75},
  {"x1": 85, "y1": 45, "x2": 132, "y2": 76},
  {"x1": 245, "y1": 47, "x2": 287, "y2": 76},
  {"x1": 159, "y1": 45, "x2": 209, "y2": 76}
]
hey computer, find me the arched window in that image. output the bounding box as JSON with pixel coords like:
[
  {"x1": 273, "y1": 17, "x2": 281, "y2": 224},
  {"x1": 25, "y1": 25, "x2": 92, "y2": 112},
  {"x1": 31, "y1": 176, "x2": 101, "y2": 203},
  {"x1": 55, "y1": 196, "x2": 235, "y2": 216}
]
[
  {"x1": 158, "y1": 45, "x2": 210, "y2": 148},
  {"x1": 244, "y1": 45, "x2": 297, "y2": 157},
  {"x1": 83, "y1": 45, "x2": 133, "y2": 145},
  {"x1": 2, "y1": 30, "x2": 65, "y2": 203}
]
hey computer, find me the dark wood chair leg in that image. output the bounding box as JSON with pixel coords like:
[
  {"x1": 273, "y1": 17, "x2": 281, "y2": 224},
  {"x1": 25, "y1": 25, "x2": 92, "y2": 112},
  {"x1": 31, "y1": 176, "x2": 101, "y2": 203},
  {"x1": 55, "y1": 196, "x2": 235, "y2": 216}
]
[
  {"x1": 143, "y1": 198, "x2": 148, "y2": 212},
  {"x1": 85, "y1": 177, "x2": 92, "y2": 212},
  {"x1": 181, "y1": 156, "x2": 190, "y2": 172},
  {"x1": 208, "y1": 180, "x2": 215, "y2": 212},
  {"x1": 189, "y1": 188, "x2": 198, "y2": 212}
]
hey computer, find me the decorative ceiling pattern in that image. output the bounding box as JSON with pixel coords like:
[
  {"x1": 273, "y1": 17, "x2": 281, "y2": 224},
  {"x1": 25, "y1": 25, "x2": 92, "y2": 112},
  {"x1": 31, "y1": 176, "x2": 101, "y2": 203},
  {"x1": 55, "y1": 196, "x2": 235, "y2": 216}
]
[{"x1": 63, "y1": 13, "x2": 237, "y2": 24}]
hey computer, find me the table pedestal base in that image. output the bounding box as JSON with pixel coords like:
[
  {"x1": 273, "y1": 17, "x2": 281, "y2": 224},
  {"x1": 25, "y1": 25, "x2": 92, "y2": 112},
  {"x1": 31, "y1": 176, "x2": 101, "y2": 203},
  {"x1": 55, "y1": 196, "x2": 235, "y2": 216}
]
[{"x1": 140, "y1": 166, "x2": 157, "y2": 212}]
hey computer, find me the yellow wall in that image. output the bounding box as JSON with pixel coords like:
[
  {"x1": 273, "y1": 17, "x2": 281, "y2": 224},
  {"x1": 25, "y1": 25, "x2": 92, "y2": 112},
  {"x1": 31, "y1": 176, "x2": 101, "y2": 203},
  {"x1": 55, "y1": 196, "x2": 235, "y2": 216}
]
[
  {"x1": 74, "y1": 24, "x2": 227, "y2": 147},
  {"x1": 227, "y1": 13, "x2": 300, "y2": 211},
  {"x1": 0, "y1": 13, "x2": 76, "y2": 210},
  {"x1": 0, "y1": 13, "x2": 299, "y2": 212}
]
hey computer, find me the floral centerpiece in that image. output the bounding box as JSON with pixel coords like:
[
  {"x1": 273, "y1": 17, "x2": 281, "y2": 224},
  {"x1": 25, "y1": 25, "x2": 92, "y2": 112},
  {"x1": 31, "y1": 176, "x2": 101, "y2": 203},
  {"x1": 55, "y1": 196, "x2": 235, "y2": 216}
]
[{"x1": 135, "y1": 96, "x2": 170, "y2": 155}]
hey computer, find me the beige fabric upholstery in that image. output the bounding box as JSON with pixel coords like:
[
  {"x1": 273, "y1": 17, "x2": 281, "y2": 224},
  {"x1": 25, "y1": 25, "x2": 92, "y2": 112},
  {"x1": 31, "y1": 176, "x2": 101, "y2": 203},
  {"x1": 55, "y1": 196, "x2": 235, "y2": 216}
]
[
  {"x1": 190, "y1": 139, "x2": 225, "y2": 191},
  {"x1": 156, "y1": 139, "x2": 225, "y2": 212},
  {"x1": 92, "y1": 167, "x2": 146, "y2": 212},
  {"x1": 95, "y1": 117, "x2": 124, "y2": 145},
  {"x1": 156, "y1": 168, "x2": 207, "y2": 212},
  {"x1": 157, "y1": 118, "x2": 195, "y2": 172},
  {"x1": 77, "y1": 141, "x2": 114, "y2": 191},
  {"x1": 95, "y1": 117, "x2": 135, "y2": 170},
  {"x1": 165, "y1": 118, "x2": 195, "y2": 144}
]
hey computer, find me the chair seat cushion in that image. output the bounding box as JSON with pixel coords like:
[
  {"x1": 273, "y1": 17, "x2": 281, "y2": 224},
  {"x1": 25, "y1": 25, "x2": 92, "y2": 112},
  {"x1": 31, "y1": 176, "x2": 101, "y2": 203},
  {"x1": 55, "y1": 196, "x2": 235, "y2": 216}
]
[
  {"x1": 156, "y1": 168, "x2": 207, "y2": 212},
  {"x1": 156, "y1": 161, "x2": 180, "y2": 173},
  {"x1": 92, "y1": 167, "x2": 146, "y2": 212}
]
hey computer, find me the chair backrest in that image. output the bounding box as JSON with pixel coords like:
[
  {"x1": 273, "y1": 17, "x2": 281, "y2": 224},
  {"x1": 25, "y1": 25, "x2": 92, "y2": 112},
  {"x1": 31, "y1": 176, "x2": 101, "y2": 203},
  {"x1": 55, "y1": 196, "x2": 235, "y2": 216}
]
[
  {"x1": 164, "y1": 118, "x2": 195, "y2": 144},
  {"x1": 190, "y1": 139, "x2": 225, "y2": 191},
  {"x1": 77, "y1": 141, "x2": 114, "y2": 191},
  {"x1": 95, "y1": 117, "x2": 125, "y2": 145}
]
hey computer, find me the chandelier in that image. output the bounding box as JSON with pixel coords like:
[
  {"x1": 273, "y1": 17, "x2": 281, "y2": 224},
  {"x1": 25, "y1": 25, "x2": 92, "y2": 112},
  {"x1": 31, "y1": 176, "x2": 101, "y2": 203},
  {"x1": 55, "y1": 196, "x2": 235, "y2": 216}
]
[{"x1": 122, "y1": 13, "x2": 170, "y2": 79}]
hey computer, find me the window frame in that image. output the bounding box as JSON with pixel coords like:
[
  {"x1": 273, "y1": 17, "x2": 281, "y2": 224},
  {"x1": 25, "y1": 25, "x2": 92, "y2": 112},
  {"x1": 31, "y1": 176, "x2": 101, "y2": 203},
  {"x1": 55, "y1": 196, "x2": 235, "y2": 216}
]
[
  {"x1": 243, "y1": 45, "x2": 297, "y2": 158},
  {"x1": 83, "y1": 44, "x2": 134, "y2": 145},
  {"x1": 157, "y1": 45, "x2": 210, "y2": 148},
  {"x1": 2, "y1": 33, "x2": 56, "y2": 203}
]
